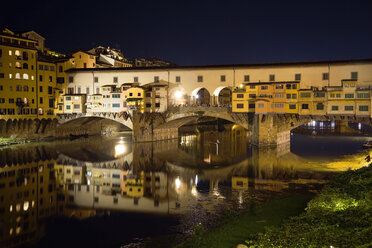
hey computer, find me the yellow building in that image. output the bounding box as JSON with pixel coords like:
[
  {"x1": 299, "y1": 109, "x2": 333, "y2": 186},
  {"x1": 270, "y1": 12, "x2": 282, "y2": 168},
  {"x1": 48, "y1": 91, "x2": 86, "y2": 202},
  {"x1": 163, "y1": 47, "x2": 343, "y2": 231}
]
[
  {"x1": 71, "y1": 51, "x2": 96, "y2": 69},
  {"x1": 0, "y1": 28, "x2": 38, "y2": 120},
  {"x1": 63, "y1": 94, "x2": 86, "y2": 114},
  {"x1": 232, "y1": 85, "x2": 250, "y2": 112},
  {"x1": 124, "y1": 87, "x2": 145, "y2": 111},
  {"x1": 285, "y1": 82, "x2": 299, "y2": 113}
]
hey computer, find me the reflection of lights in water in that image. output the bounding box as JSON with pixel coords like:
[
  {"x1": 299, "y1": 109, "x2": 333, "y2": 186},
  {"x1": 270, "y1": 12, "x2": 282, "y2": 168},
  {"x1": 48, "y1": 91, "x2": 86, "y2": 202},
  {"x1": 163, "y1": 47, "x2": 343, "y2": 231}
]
[
  {"x1": 312, "y1": 120, "x2": 316, "y2": 126},
  {"x1": 238, "y1": 191, "x2": 243, "y2": 205},
  {"x1": 23, "y1": 201, "x2": 29, "y2": 211},
  {"x1": 358, "y1": 123, "x2": 362, "y2": 130},
  {"x1": 331, "y1": 120, "x2": 335, "y2": 129},
  {"x1": 191, "y1": 185, "x2": 198, "y2": 196},
  {"x1": 195, "y1": 175, "x2": 198, "y2": 186},
  {"x1": 87, "y1": 179, "x2": 91, "y2": 185},
  {"x1": 175, "y1": 177, "x2": 181, "y2": 189},
  {"x1": 115, "y1": 142, "x2": 126, "y2": 157}
]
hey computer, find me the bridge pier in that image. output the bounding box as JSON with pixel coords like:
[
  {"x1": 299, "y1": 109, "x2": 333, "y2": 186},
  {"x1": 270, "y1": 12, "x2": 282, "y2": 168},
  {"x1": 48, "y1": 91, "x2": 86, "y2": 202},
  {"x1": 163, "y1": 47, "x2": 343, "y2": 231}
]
[{"x1": 252, "y1": 114, "x2": 291, "y2": 146}]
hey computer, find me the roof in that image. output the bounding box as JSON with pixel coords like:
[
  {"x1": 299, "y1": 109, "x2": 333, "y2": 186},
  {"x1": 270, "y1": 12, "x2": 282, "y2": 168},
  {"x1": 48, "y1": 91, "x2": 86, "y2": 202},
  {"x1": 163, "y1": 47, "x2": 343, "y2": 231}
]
[
  {"x1": 65, "y1": 58, "x2": 372, "y2": 73},
  {"x1": 101, "y1": 84, "x2": 117, "y2": 87},
  {"x1": 72, "y1": 50, "x2": 96, "y2": 57}
]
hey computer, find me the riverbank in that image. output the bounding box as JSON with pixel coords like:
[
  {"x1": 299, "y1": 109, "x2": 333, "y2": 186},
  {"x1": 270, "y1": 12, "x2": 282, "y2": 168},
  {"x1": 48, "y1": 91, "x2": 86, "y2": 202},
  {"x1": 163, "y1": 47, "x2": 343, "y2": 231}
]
[
  {"x1": 177, "y1": 163, "x2": 372, "y2": 248},
  {"x1": 176, "y1": 193, "x2": 314, "y2": 248},
  {"x1": 0, "y1": 137, "x2": 31, "y2": 146}
]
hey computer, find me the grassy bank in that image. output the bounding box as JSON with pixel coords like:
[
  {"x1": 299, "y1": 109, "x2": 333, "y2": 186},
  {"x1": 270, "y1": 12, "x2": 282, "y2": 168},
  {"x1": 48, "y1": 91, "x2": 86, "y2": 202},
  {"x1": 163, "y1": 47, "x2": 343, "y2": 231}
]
[
  {"x1": 177, "y1": 194, "x2": 314, "y2": 248},
  {"x1": 244, "y1": 163, "x2": 372, "y2": 248},
  {"x1": 177, "y1": 163, "x2": 372, "y2": 248},
  {"x1": 0, "y1": 137, "x2": 30, "y2": 146}
]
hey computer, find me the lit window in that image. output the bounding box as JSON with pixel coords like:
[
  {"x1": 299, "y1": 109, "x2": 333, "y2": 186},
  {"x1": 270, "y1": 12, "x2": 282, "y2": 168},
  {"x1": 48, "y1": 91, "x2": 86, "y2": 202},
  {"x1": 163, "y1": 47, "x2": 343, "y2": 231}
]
[
  {"x1": 16, "y1": 203, "x2": 21, "y2": 212},
  {"x1": 9, "y1": 50, "x2": 12, "y2": 56},
  {"x1": 23, "y1": 201, "x2": 29, "y2": 211},
  {"x1": 23, "y1": 73, "x2": 29, "y2": 80}
]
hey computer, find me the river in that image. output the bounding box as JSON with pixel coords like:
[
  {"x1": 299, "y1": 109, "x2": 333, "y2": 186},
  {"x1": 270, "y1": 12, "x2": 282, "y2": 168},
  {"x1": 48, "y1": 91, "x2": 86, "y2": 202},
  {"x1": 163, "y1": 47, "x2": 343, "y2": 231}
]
[{"x1": 0, "y1": 122, "x2": 370, "y2": 247}]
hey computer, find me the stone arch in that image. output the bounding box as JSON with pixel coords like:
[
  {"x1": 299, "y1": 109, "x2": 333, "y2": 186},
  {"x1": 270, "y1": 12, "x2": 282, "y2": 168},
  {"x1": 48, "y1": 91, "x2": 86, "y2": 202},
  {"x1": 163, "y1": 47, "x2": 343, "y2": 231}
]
[
  {"x1": 191, "y1": 87, "x2": 211, "y2": 106},
  {"x1": 0, "y1": 119, "x2": 6, "y2": 135},
  {"x1": 212, "y1": 86, "x2": 232, "y2": 106}
]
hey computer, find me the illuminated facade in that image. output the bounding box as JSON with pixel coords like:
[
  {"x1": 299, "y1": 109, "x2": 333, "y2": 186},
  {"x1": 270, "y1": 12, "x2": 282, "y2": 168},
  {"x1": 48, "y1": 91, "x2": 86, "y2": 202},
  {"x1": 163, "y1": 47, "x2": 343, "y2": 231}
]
[{"x1": 232, "y1": 80, "x2": 372, "y2": 117}]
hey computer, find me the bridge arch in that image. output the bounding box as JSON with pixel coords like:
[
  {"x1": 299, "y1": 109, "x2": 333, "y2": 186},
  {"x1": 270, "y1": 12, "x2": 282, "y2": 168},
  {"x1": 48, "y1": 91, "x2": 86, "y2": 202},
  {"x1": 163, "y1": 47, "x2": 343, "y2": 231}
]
[
  {"x1": 191, "y1": 87, "x2": 211, "y2": 106},
  {"x1": 212, "y1": 86, "x2": 232, "y2": 106},
  {"x1": 58, "y1": 114, "x2": 133, "y2": 130}
]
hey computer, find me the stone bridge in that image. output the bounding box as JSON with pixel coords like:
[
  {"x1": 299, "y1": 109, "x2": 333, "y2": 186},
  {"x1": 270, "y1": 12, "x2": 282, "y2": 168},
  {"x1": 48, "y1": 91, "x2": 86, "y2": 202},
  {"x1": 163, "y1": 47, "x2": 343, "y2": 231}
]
[
  {"x1": 55, "y1": 107, "x2": 372, "y2": 146},
  {"x1": 57, "y1": 112, "x2": 133, "y2": 129}
]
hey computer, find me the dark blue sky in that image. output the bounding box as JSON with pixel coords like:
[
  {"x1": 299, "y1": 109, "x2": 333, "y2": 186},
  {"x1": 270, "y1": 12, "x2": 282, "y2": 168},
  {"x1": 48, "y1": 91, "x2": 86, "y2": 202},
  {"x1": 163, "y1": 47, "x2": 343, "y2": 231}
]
[{"x1": 2, "y1": 0, "x2": 372, "y2": 65}]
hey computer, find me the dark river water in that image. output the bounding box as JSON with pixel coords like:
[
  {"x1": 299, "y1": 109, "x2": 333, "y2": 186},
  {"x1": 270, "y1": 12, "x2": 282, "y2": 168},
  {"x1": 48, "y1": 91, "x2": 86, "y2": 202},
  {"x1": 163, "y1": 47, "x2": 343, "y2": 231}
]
[{"x1": 0, "y1": 123, "x2": 371, "y2": 248}]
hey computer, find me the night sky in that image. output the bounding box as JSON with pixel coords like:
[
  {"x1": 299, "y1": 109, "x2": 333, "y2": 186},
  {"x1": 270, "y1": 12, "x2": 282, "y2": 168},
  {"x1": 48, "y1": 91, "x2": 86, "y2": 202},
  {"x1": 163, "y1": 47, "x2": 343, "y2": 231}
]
[{"x1": 1, "y1": 0, "x2": 372, "y2": 65}]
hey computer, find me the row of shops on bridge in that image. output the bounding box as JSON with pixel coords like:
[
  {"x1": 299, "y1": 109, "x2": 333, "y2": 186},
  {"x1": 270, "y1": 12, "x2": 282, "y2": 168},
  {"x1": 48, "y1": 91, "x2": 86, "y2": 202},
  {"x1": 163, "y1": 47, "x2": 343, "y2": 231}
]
[{"x1": 232, "y1": 79, "x2": 372, "y2": 117}]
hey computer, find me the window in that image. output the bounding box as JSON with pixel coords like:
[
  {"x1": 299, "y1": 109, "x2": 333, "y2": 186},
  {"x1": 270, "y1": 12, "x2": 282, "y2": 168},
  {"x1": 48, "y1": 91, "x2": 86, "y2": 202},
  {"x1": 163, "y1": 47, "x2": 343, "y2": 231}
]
[
  {"x1": 258, "y1": 103, "x2": 265, "y2": 108},
  {"x1": 155, "y1": 103, "x2": 160, "y2": 108},
  {"x1": 286, "y1": 94, "x2": 291, "y2": 99},
  {"x1": 292, "y1": 94, "x2": 297, "y2": 99},
  {"x1": 39, "y1": 97, "x2": 43, "y2": 104},
  {"x1": 57, "y1": 77, "x2": 65, "y2": 84},
  {"x1": 237, "y1": 94, "x2": 244, "y2": 98},
  {"x1": 129, "y1": 92, "x2": 133, "y2": 96},
  {"x1": 137, "y1": 92, "x2": 141, "y2": 97},
  {"x1": 331, "y1": 105, "x2": 339, "y2": 111},
  {"x1": 289, "y1": 104, "x2": 296, "y2": 109},
  {"x1": 9, "y1": 50, "x2": 12, "y2": 56},
  {"x1": 292, "y1": 84, "x2": 297, "y2": 89},
  {"x1": 134, "y1": 76, "x2": 138, "y2": 83},
  {"x1": 0, "y1": 73, "x2": 4, "y2": 78},
  {"x1": 275, "y1": 93, "x2": 283, "y2": 98},
  {"x1": 66, "y1": 105, "x2": 71, "y2": 110},
  {"x1": 175, "y1": 76, "x2": 181, "y2": 82},
  {"x1": 49, "y1": 99, "x2": 54, "y2": 108},
  {"x1": 249, "y1": 103, "x2": 255, "y2": 108},
  {"x1": 357, "y1": 93, "x2": 370, "y2": 98},
  {"x1": 244, "y1": 75, "x2": 250, "y2": 82},
  {"x1": 78, "y1": 87, "x2": 81, "y2": 94},
  {"x1": 269, "y1": 74, "x2": 275, "y2": 81},
  {"x1": 65, "y1": 96, "x2": 71, "y2": 101},
  {"x1": 23, "y1": 63, "x2": 28, "y2": 69},
  {"x1": 94, "y1": 77, "x2": 98, "y2": 83},
  {"x1": 112, "y1": 94, "x2": 120, "y2": 98},
  {"x1": 275, "y1": 103, "x2": 284, "y2": 108},
  {"x1": 249, "y1": 85, "x2": 255, "y2": 89},
  {"x1": 48, "y1": 86, "x2": 52, "y2": 94},
  {"x1": 197, "y1": 75, "x2": 203, "y2": 82},
  {"x1": 301, "y1": 104, "x2": 309, "y2": 109},
  {"x1": 145, "y1": 103, "x2": 151, "y2": 108},
  {"x1": 96, "y1": 88, "x2": 100, "y2": 94},
  {"x1": 58, "y1": 66, "x2": 63, "y2": 72},
  {"x1": 113, "y1": 77, "x2": 118, "y2": 83},
  {"x1": 49, "y1": 76, "x2": 52, "y2": 82},
  {"x1": 16, "y1": 85, "x2": 22, "y2": 91},
  {"x1": 236, "y1": 103, "x2": 244, "y2": 109},
  {"x1": 74, "y1": 104, "x2": 80, "y2": 109},
  {"x1": 15, "y1": 73, "x2": 21, "y2": 79},
  {"x1": 249, "y1": 94, "x2": 256, "y2": 98},
  {"x1": 220, "y1": 75, "x2": 226, "y2": 82},
  {"x1": 351, "y1": 72, "x2": 358, "y2": 80},
  {"x1": 336, "y1": 93, "x2": 341, "y2": 98},
  {"x1": 286, "y1": 84, "x2": 291, "y2": 89},
  {"x1": 261, "y1": 86, "x2": 268, "y2": 90},
  {"x1": 322, "y1": 72, "x2": 329, "y2": 80},
  {"x1": 86, "y1": 87, "x2": 90, "y2": 94},
  {"x1": 300, "y1": 92, "x2": 311, "y2": 98},
  {"x1": 50, "y1": 66, "x2": 54, "y2": 71},
  {"x1": 154, "y1": 76, "x2": 159, "y2": 83},
  {"x1": 345, "y1": 94, "x2": 354, "y2": 98},
  {"x1": 314, "y1": 92, "x2": 325, "y2": 98},
  {"x1": 39, "y1": 75, "x2": 43, "y2": 81},
  {"x1": 359, "y1": 105, "x2": 368, "y2": 111},
  {"x1": 112, "y1": 103, "x2": 120, "y2": 108},
  {"x1": 275, "y1": 84, "x2": 283, "y2": 89},
  {"x1": 344, "y1": 106, "x2": 353, "y2": 111},
  {"x1": 68, "y1": 76, "x2": 73, "y2": 83},
  {"x1": 0, "y1": 49, "x2": 2, "y2": 57},
  {"x1": 295, "y1": 73, "x2": 301, "y2": 81},
  {"x1": 39, "y1": 86, "x2": 43, "y2": 92}
]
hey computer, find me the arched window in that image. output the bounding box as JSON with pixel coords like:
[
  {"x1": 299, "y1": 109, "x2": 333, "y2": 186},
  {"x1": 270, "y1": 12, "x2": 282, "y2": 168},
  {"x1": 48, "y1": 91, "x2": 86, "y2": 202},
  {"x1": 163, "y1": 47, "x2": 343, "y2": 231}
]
[
  {"x1": 24, "y1": 86, "x2": 29, "y2": 92},
  {"x1": 23, "y1": 63, "x2": 28, "y2": 69},
  {"x1": 15, "y1": 73, "x2": 21, "y2": 79},
  {"x1": 31, "y1": 76, "x2": 34, "y2": 80},
  {"x1": 15, "y1": 62, "x2": 21, "y2": 69},
  {"x1": 15, "y1": 50, "x2": 20, "y2": 56},
  {"x1": 23, "y1": 73, "x2": 29, "y2": 80}
]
